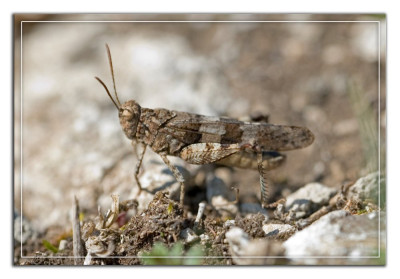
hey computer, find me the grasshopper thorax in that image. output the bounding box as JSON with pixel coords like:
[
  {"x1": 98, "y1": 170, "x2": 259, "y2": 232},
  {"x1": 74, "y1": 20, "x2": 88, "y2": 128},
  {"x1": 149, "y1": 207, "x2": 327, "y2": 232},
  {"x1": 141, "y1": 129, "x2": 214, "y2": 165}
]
[{"x1": 119, "y1": 100, "x2": 141, "y2": 140}]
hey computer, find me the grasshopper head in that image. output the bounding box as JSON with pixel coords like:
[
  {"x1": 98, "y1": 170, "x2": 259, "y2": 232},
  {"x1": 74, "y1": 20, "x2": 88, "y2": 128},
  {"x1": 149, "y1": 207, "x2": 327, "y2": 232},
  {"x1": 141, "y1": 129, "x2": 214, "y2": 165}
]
[
  {"x1": 95, "y1": 44, "x2": 142, "y2": 140},
  {"x1": 119, "y1": 100, "x2": 141, "y2": 139}
]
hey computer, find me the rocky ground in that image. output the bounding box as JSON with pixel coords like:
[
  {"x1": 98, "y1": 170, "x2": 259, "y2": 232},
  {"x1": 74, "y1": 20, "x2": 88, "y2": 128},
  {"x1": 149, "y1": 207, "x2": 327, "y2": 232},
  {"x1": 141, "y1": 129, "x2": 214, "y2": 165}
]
[
  {"x1": 15, "y1": 171, "x2": 385, "y2": 265},
  {"x1": 14, "y1": 14, "x2": 386, "y2": 265}
]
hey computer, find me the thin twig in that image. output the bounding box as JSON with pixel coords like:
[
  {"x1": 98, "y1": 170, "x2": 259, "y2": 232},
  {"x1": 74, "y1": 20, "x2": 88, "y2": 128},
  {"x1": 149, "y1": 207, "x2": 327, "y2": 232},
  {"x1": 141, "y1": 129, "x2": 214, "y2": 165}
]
[{"x1": 72, "y1": 196, "x2": 84, "y2": 265}]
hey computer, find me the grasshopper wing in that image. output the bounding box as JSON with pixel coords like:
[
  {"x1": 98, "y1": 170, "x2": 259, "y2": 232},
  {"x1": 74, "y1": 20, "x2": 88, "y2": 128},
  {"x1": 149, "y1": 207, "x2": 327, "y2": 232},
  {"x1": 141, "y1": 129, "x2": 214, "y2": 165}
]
[{"x1": 164, "y1": 112, "x2": 314, "y2": 152}]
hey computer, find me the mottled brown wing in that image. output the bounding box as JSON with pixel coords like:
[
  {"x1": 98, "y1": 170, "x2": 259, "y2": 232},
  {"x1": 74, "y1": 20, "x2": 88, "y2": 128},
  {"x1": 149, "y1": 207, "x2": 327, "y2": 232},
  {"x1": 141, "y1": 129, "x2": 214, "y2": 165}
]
[{"x1": 163, "y1": 111, "x2": 314, "y2": 151}]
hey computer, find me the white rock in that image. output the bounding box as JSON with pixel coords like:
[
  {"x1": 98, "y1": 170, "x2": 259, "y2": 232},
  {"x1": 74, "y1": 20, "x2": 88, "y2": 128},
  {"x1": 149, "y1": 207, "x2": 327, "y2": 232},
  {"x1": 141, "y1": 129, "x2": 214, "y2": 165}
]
[
  {"x1": 226, "y1": 227, "x2": 285, "y2": 265},
  {"x1": 347, "y1": 171, "x2": 381, "y2": 204},
  {"x1": 285, "y1": 182, "x2": 337, "y2": 211},
  {"x1": 263, "y1": 224, "x2": 296, "y2": 238},
  {"x1": 283, "y1": 210, "x2": 383, "y2": 264}
]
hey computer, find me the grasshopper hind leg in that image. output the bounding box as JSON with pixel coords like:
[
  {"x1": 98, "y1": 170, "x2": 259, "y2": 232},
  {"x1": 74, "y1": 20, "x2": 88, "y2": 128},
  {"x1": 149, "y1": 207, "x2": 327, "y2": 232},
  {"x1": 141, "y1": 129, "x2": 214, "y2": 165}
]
[
  {"x1": 257, "y1": 152, "x2": 286, "y2": 209},
  {"x1": 257, "y1": 152, "x2": 269, "y2": 208}
]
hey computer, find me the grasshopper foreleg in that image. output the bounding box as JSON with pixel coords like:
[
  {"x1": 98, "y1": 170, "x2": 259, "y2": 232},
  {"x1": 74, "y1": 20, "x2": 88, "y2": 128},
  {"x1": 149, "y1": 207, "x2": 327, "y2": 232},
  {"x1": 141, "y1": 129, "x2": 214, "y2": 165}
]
[
  {"x1": 133, "y1": 142, "x2": 147, "y2": 195},
  {"x1": 159, "y1": 153, "x2": 186, "y2": 206}
]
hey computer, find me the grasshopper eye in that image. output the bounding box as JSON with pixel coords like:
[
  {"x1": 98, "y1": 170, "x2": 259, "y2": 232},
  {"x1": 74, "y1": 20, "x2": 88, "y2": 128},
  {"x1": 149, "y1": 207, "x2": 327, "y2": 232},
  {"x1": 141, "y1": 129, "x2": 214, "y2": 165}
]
[{"x1": 122, "y1": 109, "x2": 134, "y2": 120}]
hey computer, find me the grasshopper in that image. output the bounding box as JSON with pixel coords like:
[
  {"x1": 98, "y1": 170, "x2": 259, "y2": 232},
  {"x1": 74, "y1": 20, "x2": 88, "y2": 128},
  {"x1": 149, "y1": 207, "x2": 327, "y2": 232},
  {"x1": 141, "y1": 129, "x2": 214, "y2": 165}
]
[{"x1": 95, "y1": 44, "x2": 314, "y2": 208}]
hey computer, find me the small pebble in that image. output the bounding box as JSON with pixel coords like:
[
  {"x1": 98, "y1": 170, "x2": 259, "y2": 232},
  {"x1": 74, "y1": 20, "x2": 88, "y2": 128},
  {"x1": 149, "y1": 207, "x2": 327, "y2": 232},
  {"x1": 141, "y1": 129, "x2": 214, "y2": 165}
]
[
  {"x1": 223, "y1": 220, "x2": 236, "y2": 228},
  {"x1": 180, "y1": 228, "x2": 199, "y2": 244},
  {"x1": 58, "y1": 239, "x2": 68, "y2": 251}
]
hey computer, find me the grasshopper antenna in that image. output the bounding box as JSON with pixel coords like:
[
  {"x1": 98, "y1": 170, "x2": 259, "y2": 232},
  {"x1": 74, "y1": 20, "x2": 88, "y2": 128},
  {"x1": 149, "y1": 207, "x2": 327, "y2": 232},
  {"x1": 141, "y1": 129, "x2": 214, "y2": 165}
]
[
  {"x1": 105, "y1": 43, "x2": 122, "y2": 107},
  {"x1": 95, "y1": 76, "x2": 119, "y2": 110},
  {"x1": 94, "y1": 44, "x2": 122, "y2": 110}
]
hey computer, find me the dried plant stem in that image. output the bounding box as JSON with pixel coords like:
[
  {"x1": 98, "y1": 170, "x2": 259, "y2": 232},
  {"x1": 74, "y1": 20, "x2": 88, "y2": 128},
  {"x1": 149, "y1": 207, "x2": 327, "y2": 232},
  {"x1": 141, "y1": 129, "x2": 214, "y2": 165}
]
[
  {"x1": 72, "y1": 196, "x2": 84, "y2": 265},
  {"x1": 194, "y1": 202, "x2": 206, "y2": 230}
]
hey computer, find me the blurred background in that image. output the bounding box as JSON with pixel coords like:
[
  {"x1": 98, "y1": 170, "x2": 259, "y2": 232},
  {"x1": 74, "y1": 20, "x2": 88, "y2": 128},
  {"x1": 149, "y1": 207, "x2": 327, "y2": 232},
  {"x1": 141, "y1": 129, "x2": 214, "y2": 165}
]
[{"x1": 14, "y1": 14, "x2": 385, "y2": 233}]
